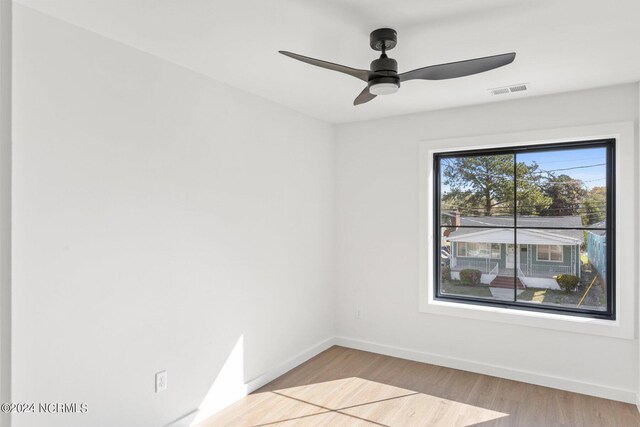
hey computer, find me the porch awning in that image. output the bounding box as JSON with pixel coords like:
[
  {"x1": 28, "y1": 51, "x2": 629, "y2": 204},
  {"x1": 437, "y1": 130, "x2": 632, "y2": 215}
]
[{"x1": 446, "y1": 228, "x2": 582, "y2": 245}]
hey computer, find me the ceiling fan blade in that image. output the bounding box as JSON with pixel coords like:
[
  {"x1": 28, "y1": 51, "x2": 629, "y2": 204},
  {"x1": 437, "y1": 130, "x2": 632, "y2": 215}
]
[
  {"x1": 353, "y1": 86, "x2": 376, "y2": 106},
  {"x1": 399, "y1": 52, "x2": 516, "y2": 82},
  {"x1": 279, "y1": 51, "x2": 369, "y2": 82}
]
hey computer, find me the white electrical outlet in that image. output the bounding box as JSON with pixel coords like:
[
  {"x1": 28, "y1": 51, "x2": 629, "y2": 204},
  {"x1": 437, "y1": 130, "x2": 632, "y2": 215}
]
[
  {"x1": 155, "y1": 370, "x2": 168, "y2": 393},
  {"x1": 355, "y1": 307, "x2": 362, "y2": 319}
]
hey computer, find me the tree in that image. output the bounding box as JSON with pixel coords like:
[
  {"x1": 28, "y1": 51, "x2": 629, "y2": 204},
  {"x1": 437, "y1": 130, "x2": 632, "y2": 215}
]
[
  {"x1": 541, "y1": 174, "x2": 587, "y2": 217},
  {"x1": 514, "y1": 162, "x2": 553, "y2": 215},
  {"x1": 442, "y1": 155, "x2": 512, "y2": 216},
  {"x1": 582, "y1": 186, "x2": 606, "y2": 225},
  {"x1": 442, "y1": 155, "x2": 550, "y2": 216}
]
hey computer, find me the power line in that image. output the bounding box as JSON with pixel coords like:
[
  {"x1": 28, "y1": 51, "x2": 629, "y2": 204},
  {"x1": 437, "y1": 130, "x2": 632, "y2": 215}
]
[
  {"x1": 517, "y1": 155, "x2": 603, "y2": 165},
  {"x1": 441, "y1": 160, "x2": 606, "y2": 180},
  {"x1": 534, "y1": 163, "x2": 606, "y2": 174}
]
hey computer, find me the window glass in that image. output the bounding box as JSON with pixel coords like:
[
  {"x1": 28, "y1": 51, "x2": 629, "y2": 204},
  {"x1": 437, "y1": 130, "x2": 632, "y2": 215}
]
[
  {"x1": 491, "y1": 243, "x2": 501, "y2": 259},
  {"x1": 537, "y1": 245, "x2": 549, "y2": 261},
  {"x1": 456, "y1": 242, "x2": 467, "y2": 257},
  {"x1": 441, "y1": 229, "x2": 513, "y2": 303},
  {"x1": 435, "y1": 140, "x2": 613, "y2": 319},
  {"x1": 440, "y1": 154, "x2": 514, "y2": 220}
]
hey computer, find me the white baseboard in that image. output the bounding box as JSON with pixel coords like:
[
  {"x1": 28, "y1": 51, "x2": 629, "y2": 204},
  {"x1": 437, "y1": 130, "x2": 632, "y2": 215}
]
[
  {"x1": 165, "y1": 410, "x2": 198, "y2": 427},
  {"x1": 175, "y1": 336, "x2": 336, "y2": 427},
  {"x1": 335, "y1": 336, "x2": 637, "y2": 404},
  {"x1": 245, "y1": 336, "x2": 336, "y2": 393}
]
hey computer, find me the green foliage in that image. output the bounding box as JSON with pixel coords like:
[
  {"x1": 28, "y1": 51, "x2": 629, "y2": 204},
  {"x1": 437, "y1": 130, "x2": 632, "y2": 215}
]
[
  {"x1": 441, "y1": 156, "x2": 550, "y2": 216},
  {"x1": 514, "y1": 162, "x2": 553, "y2": 215},
  {"x1": 582, "y1": 186, "x2": 606, "y2": 225},
  {"x1": 556, "y1": 274, "x2": 579, "y2": 292},
  {"x1": 441, "y1": 155, "x2": 513, "y2": 216},
  {"x1": 441, "y1": 265, "x2": 451, "y2": 282},
  {"x1": 542, "y1": 174, "x2": 587, "y2": 217},
  {"x1": 459, "y1": 269, "x2": 482, "y2": 286}
]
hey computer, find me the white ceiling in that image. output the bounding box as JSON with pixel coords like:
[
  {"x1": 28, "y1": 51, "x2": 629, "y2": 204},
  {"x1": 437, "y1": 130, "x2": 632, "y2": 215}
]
[{"x1": 15, "y1": 0, "x2": 640, "y2": 124}]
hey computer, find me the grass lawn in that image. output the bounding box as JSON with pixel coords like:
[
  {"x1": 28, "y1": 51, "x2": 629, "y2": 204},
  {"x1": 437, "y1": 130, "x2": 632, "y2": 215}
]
[
  {"x1": 517, "y1": 288, "x2": 576, "y2": 304},
  {"x1": 441, "y1": 275, "x2": 606, "y2": 310},
  {"x1": 441, "y1": 280, "x2": 492, "y2": 297},
  {"x1": 518, "y1": 281, "x2": 606, "y2": 309},
  {"x1": 580, "y1": 252, "x2": 589, "y2": 265}
]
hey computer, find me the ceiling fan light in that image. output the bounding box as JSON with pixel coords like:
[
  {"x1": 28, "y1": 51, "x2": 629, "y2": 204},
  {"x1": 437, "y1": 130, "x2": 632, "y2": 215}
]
[{"x1": 369, "y1": 82, "x2": 399, "y2": 96}]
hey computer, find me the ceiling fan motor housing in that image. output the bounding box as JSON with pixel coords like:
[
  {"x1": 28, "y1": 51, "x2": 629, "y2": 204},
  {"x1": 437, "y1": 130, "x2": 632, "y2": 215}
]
[
  {"x1": 370, "y1": 56, "x2": 397, "y2": 73},
  {"x1": 369, "y1": 56, "x2": 400, "y2": 91}
]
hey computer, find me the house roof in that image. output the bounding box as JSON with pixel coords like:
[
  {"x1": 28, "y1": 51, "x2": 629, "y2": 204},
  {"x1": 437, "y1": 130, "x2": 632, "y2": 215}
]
[
  {"x1": 588, "y1": 221, "x2": 607, "y2": 236},
  {"x1": 447, "y1": 216, "x2": 584, "y2": 244}
]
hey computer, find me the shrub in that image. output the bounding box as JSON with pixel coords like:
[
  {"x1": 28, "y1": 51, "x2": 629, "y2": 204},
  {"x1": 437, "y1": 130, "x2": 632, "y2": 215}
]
[
  {"x1": 556, "y1": 274, "x2": 579, "y2": 292},
  {"x1": 441, "y1": 266, "x2": 451, "y2": 282},
  {"x1": 459, "y1": 269, "x2": 482, "y2": 286}
]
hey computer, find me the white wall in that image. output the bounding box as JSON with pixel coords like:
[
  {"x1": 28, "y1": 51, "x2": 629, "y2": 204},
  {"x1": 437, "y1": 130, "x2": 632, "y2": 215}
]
[
  {"x1": 335, "y1": 84, "x2": 639, "y2": 401},
  {"x1": 12, "y1": 6, "x2": 335, "y2": 427},
  {"x1": 637, "y1": 83, "x2": 640, "y2": 410},
  {"x1": 0, "y1": 1, "x2": 11, "y2": 426}
]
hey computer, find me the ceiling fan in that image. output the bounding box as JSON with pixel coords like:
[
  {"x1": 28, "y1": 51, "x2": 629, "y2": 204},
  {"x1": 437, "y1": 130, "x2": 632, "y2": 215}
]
[{"x1": 279, "y1": 28, "x2": 515, "y2": 106}]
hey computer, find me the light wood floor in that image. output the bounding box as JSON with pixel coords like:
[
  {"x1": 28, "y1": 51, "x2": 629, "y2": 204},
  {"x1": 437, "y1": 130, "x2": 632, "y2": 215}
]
[{"x1": 196, "y1": 346, "x2": 640, "y2": 426}]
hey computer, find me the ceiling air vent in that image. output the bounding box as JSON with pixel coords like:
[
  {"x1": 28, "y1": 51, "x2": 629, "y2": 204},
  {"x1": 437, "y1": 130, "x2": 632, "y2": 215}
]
[
  {"x1": 509, "y1": 84, "x2": 527, "y2": 93},
  {"x1": 490, "y1": 88, "x2": 510, "y2": 96},
  {"x1": 489, "y1": 83, "x2": 528, "y2": 96}
]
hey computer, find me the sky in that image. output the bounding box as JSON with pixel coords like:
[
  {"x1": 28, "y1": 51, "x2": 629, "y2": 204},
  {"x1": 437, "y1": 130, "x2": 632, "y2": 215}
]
[{"x1": 517, "y1": 146, "x2": 606, "y2": 190}]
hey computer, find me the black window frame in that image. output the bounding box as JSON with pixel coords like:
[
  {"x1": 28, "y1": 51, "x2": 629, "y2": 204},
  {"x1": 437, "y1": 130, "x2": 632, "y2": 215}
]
[{"x1": 433, "y1": 139, "x2": 615, "y2": 320}]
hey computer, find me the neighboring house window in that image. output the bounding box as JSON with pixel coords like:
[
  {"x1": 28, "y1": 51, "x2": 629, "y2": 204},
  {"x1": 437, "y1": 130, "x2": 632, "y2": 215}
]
[
  {"x1": 458, "y1": 242, "x2": 493, "y2": 258},
  {"x1": 456, "y1": 242, "x2": 467, "y2": 257},
  {"x1": 435, "y1": 139, "x2": 614, "y2": 320},
  {"x1": 456, "y1": 242, "x2": 501, "y2": 258},
  {"x1": 537, "y1": 245, "x2": 563, "y2": 262},
  {"x1": 491, "y1": 243, "x2": 501, "y2": 259}
]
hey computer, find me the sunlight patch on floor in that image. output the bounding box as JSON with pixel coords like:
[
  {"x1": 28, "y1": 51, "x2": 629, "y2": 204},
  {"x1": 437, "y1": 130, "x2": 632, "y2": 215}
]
[{"x1": 196, "y1": 377, "x2": 509, "y2": 426}]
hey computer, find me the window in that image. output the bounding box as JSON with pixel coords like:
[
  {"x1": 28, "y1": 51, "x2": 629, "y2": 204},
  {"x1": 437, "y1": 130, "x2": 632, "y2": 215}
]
[
  {"x1": 456, "y1": 242, "x2": 467, "y2": 257},
  {"x1": 491, "y1": 243, "x2": 501, "y2": 259},
  {"x1": 434, "y1": 139, "x2": 614, "y2": 319},
  {"x1": 536, "y1": 245, "x2": 563, "y2": 262},
  {"x1": 457, "y1": 242, "x2": 501, "y2": 258},
  {"x1": 457, "y1": 242, "x2": 491, "y2": 258}
]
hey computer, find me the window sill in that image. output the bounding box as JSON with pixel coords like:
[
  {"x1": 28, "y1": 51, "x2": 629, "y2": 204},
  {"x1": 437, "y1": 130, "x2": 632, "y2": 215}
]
[{"x1": 419, "y1": 295, "x2": 630, "y2": 339}]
